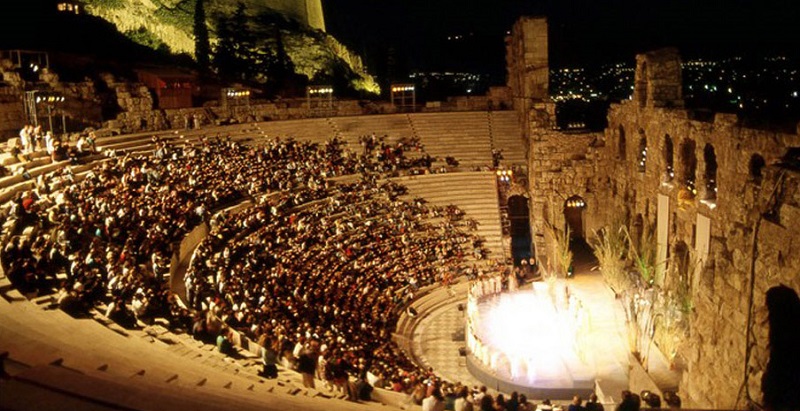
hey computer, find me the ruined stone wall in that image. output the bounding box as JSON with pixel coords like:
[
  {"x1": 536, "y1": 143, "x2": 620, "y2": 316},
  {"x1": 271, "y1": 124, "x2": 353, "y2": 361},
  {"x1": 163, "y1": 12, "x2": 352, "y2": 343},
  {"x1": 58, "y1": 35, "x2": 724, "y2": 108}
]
[
  {"x1": 0, "y1": 62, "x2": 104, "y2": 138},
  {"x1": 506, "y1": 17, "x2": 551, "y2": 138},
  {"x1": 528, "y1": 128, "x2": 603, "y2": 263},
  {"x1": 521, "y1": 40, "x2": 800, "y2": 408},
  {"x1": 633, "y1": 48, "x2": 684, "y2": 109},
  {"x1": 0, "y1": 100, "x2": 24, "y2": 138},
  {"x1": 601, "y1": 101, "x2": 800, "y2": 409},
  {"x1": 528, "y1": 99, "x2": 800, "y2": 411}
]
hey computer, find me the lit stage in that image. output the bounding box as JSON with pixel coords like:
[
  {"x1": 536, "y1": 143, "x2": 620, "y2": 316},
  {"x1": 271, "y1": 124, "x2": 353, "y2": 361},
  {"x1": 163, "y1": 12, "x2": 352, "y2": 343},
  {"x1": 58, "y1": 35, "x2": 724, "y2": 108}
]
[{"x1": 465, "y1": 280, "x2": 596, "y2": 399}]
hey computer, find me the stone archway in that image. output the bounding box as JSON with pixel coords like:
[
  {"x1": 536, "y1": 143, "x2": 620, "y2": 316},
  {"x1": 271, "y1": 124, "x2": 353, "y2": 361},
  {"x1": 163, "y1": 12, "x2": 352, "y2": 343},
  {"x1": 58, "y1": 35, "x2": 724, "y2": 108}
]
[{"x1": 564, "y1": 195, "x2": 586, "y2": 240}]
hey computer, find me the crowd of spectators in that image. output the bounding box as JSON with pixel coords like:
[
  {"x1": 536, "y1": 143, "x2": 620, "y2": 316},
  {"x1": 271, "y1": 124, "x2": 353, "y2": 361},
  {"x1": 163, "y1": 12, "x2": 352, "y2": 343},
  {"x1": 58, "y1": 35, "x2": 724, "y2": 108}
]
[
  {"x1": 2, "y1": 129, "x2": 498, "y2": 400},
  {"x1": 402, "y1": 381, "x2": 604, "y2": 411},
  {"x1": 185, "y1": 174, "x2": 484, "y2": 394}
]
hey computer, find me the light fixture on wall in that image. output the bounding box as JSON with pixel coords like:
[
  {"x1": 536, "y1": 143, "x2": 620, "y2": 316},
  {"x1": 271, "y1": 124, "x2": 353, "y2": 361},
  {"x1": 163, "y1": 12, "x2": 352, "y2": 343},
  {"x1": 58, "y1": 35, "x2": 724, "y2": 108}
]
[{"x1": 566, "y1": 198, "x2": 586, "y2": 208}]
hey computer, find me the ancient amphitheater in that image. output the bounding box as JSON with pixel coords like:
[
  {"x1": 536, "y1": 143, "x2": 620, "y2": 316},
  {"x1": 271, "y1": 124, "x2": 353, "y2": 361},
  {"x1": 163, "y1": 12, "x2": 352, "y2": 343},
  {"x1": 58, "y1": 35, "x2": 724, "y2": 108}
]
[{"x1": 0, "y1": 110, "x2": 527, "y2": 410}]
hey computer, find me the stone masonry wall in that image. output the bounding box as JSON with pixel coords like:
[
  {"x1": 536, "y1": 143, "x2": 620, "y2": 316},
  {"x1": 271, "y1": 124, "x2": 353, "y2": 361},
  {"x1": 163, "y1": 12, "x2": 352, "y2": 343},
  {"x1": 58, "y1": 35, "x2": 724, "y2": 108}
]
[
  {"x1": 0, "y1": 100, "x2": 24, "y2": 138},
  {"x1": 603, "y1": 101, "x2": 800, "y2": 409},
  {"x1": 506, "y1": 17, "x2": 551, "y2": 138},
  {"x1": 528, "y1": 128, "x2": 603, "y2": 264},
  {"x1": 523, "y1": 42, "x2": 800, "y2": 409},
  {"x1": 528, "y1": 99, "x2": 800, "y2": 409}
]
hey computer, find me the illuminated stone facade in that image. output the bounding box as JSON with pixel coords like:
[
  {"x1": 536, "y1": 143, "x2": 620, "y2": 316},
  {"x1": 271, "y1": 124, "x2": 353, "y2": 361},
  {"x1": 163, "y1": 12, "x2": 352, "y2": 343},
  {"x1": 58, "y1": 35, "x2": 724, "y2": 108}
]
[{"x1": 511, "y1": 18, "x2": 800, "y2": 409}]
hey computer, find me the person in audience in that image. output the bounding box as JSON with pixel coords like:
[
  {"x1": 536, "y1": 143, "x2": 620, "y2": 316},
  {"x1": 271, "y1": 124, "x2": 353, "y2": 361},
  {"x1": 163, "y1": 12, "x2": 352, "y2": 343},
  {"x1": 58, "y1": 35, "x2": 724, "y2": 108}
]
[
  {"x1": 585, "y1": 394, "x2": 604, "y2": 411},
  {"x1": 297, "y1": 339, "x2": 319, "y2": 389},
  {"x1": 537, "y1": 399, "x2": 553, "y2": 411},
  {"x1": 506, "y1": 392, "x2": 520, "y2": 411},
  {"x1": 422, "y1": 386, "x2": 446, "y2": 411},
  {"x1": 518, "y1": 395, "x2": 534, "y2": 411},
  {"x1": 615, "y1": 391, "x2": 640, "y2": 411},
  {"x1": 216, "y1": 329, "x2": 233, "y2": 355},
  {"x1": 19, "y1": 124, "x2": 32, "y2": 153},
  {"x1": 568, "y1": 395, "x2": 584, "y2": 411},
  {"x1": 479, "y1": 394, "x2": 495, "y2": 411},
  {"x1": 454, "y1": 385, "x2": 474, "y2": 411},
  {"x1": 494, "y1": 394, "x2": 507, "y2": 411}
]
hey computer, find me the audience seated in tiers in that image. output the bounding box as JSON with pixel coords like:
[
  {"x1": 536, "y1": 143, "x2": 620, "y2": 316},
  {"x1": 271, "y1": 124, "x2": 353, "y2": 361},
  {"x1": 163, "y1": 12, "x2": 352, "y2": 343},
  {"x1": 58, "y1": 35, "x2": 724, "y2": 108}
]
[
  {"x1": 405, "y1": 380, "x2": 572, "y2": 411},
  {"x1": 184, "y1": 175, "x2": 483, "y2": 393},
  {"x1": 2, "y1": 129, "x2": 501, "y2": 398}
]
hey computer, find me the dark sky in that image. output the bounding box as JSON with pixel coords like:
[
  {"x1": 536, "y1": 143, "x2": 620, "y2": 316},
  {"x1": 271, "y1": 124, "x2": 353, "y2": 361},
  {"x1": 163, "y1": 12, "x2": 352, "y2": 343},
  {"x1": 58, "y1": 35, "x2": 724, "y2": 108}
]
[{"x1": 324, "y1": 0, "x2": 800, "y2": 77}]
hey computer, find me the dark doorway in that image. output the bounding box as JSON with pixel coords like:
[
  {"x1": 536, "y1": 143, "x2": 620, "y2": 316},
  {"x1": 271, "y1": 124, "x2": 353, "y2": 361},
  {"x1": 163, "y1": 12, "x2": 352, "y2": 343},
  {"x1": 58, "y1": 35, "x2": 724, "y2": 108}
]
[
  {"x1": 564, "y1": 195, "x2": 586, "y2": 240},
  {"x1": 563, "y1": 195, "x2": 595, "y2": 275},
  {"x1": 762, "y1": 285, "x2": 800, "y2": 411},
  {"x1": 508, "y1": 195, "x2": 532, "y2": 266}
]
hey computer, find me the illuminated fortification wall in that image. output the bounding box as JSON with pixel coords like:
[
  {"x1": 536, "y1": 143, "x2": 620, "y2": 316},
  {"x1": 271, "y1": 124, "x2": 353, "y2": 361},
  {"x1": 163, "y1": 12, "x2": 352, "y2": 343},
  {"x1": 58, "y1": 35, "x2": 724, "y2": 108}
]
[
  {"x1": 263, "y1": 0, "x2": 325, "y2": 31},
  {"x1": 511, "y1": 17, "x2": 800, "y2": 410},
  {"x1": 82, "y1": 0, "x2": 325, "y2": 56}
]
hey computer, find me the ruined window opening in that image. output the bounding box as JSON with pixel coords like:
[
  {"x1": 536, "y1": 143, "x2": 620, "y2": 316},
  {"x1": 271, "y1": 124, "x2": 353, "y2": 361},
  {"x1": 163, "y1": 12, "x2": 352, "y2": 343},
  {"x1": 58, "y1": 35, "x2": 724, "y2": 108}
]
[
  {"x1": 703, "y1": 144, "x2": 718, "y2": 201},
  {"x1": 664, "y1": 134, "x2": 674, "y2": 182},
  {"x1": 632, "y1": 214, "x2": 644, "y2": 251},
  {"x1": 680, "y1": 139, "x2": 697, "y2": 198},
  {"x1": 638, "y1": 135, "x2": 648, "y2": 173},
  {"x1": 673, "y1": 241, "x2": 690, "y2": 283},
  {"x1": 618, "y1": 125, "x2": 627, "y2": 160},
  {"x1": 750, "y1": 154, "x2": 766, "y2": 185}
]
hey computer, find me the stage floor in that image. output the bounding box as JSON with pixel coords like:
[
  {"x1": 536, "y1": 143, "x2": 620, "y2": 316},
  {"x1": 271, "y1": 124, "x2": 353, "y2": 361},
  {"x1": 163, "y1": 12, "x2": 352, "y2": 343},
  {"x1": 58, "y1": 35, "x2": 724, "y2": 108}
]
[{"x1": 411, "y1": 270, "x2": 681, "y2": 402}]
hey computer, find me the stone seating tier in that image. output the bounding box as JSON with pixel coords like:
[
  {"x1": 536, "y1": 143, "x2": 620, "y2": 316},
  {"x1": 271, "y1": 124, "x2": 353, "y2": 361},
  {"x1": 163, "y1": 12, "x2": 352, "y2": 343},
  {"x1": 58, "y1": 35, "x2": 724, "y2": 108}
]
[{"x1": 1, "y1": 111, "x2": 524, "y2": 410}]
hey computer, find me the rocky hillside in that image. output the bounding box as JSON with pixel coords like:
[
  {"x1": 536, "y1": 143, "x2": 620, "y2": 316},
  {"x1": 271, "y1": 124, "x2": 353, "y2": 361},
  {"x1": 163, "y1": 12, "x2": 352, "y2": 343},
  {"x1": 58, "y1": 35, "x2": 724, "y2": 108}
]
[{"x1": 82, "y1": 0, "x2": 379, "y2": 93}]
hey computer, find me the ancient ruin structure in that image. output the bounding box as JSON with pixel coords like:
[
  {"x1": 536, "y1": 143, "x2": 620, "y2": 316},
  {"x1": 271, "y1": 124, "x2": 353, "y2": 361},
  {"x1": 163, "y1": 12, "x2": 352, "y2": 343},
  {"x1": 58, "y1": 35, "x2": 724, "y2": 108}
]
[{"x1": 512, "y1": 17, "x2": 800, "y2": 409}]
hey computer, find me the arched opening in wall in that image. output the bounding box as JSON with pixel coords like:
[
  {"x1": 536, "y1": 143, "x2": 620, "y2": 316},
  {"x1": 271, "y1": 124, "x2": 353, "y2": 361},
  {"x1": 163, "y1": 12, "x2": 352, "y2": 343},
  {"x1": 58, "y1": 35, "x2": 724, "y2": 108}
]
[
  {"x1": 564, "y1": 195, "x2": 595, "y2": 274},
  {"x1": 638, "y1": 133, "x2": 648, "y2": 173},
  {"x1": 664, "y1": 134, "x2": 674, "y2": 182},
  {"x1": 672, "y1": 241, "x2": 690, "y2": 285},
  {"x1": 762, "y1": 285, "x2": 800, "y2": 411},
  {"x1": 618, "y1": 126, "x2": 627, "y2": 160},
  {"x1": 508, "y1": 195, "x2": 533, "y2": 266},
  {"x1": 703, "y1": 144, "x2": 718, "y2": 202},
  {"x1": 637, "y1": 62, "x2": 648, "y2": 107},
  {"x1": 750, "y1": 154, "x2": 766, "y2": 186},
  {"x1": 680, "y1": 139, "x2": 697, "y2": 198},
  {"x1": 564, "y1": 195, "x2": 586, "y2": 240},
  {"x1": 632, "y1": 214, "x2": 644, "y2": 251}
]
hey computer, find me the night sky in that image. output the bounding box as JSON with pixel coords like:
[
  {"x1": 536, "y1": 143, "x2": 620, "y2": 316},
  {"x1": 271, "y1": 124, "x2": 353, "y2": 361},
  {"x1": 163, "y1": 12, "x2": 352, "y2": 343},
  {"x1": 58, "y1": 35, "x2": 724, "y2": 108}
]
[{"x1": 325, "y1": 0, "x2": 800, "y2": 77}]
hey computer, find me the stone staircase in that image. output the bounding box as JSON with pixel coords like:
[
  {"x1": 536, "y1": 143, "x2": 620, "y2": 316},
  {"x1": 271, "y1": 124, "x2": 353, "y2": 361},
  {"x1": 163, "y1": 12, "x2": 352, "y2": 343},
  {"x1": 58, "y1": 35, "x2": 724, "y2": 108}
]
[
  {"x1": 407, "y1": 111, "x2": 493, "y2": 169},
  {"x1": 489, "y1": 111, "x2": 527, "y2": 167},
  {"x1": 392, "y1": 171, "x2": 504, "y2": 259}
]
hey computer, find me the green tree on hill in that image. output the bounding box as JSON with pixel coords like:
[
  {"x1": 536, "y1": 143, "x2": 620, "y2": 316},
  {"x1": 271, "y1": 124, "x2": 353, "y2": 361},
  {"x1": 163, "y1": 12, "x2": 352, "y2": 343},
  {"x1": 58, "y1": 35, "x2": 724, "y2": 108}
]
[
  {"x1": 194, "y1": 0, "x2": 211, "y2": 71},
  {"x1": 213, "y1": 2, "x2": 256, "y2": 81}
]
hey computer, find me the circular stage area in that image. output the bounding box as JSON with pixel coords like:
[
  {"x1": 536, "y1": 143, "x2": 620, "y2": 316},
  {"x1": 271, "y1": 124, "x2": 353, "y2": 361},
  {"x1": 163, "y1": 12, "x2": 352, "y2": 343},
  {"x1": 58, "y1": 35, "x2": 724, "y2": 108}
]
[{"x1": 466, "y1": 280, "x2": 595, "y2": 399}]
